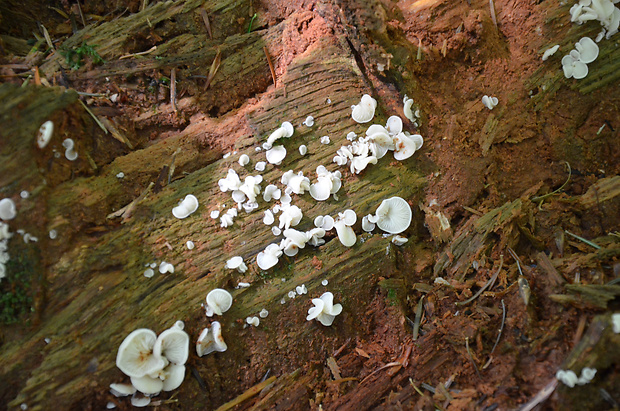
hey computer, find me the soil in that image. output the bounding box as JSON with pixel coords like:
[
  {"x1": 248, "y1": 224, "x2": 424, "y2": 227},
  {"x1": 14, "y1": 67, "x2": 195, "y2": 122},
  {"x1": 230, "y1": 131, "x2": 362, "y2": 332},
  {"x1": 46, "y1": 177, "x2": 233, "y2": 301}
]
[{"x1": 0, "y1": 0, "x2": 619, "y2": 410}]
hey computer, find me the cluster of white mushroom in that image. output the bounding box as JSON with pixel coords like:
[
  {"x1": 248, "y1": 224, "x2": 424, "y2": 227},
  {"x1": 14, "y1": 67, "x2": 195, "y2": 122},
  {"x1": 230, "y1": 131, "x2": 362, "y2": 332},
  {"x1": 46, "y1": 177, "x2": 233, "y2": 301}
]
[
  {"x1": 172, "y1": 194, "x2": 199, "y2": 219},
  {"x1": 334, "y1": 98, "x2": 423, "y2": 174},
  {"x1": 556, "y1": 367, "x2": 597, "y2": 387},
  {"x1": 561, "y1": 37, "x2": 600, "y2": 80},
  {"x1": 306, "y1": 292, "x2": 343, "y2": 326},
  {"x1": 113, "y1": 321, "x2": 189, "y2": 406},
  {"x1": 0, "y1": 198, "x2": 17, "y2": 281},
  {"x1": 570, "y1": 0, "x2": 620, "y2": 40},
  {"x1": 196, "y1": 288, "x2": 233, "y2": 356}
]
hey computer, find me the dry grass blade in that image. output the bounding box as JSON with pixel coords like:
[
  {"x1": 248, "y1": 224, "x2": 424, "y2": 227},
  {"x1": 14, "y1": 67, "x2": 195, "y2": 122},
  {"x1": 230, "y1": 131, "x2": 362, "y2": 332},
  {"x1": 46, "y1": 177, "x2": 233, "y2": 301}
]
[
  {"x1": 489, "y1": 0, "x2": 498, "y2": 28},
  {"x1": 39, "y1": 23, "x2": 55, "y2": 51},
  {"x1": 170, "y1": 68, "x2": 177, "y2": 112},
  {"x1": 360, "y1": 362, "x2": 402, "y2": 385},
  {"x1": 264, "y1": 46, "x2": 277, "y2": 87},
  {"x1": 214, "y1": 375, "x2": 277, "y2": 411},
  {"x1": 465, "y1": 337, "x2": 482, "y2": 379},
  {"x1": 205, "y1": 49, "x2": 221, "y2": 90},
  {"x1": 79, "y1": 100, "x2": 108, "y2": 134},
  {"x1": 413, "y1": 295, "x2": 424, "y2": 340},
  {"x1": 119, "y1": 45, "x2": 157, "y2": 60},
  {"x1": 106, "y1": 182, "x2": 154, "y2": 221},
  {"x1": 200, "y1": 9, "x2": 212, "y2": 39}
]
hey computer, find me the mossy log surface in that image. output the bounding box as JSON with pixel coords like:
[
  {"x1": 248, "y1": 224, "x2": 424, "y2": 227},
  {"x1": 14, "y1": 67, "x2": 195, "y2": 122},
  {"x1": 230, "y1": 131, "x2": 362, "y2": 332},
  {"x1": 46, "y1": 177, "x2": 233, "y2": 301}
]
[{"x1": 0, "y1": 3, "x2": 427, "y2": 409}]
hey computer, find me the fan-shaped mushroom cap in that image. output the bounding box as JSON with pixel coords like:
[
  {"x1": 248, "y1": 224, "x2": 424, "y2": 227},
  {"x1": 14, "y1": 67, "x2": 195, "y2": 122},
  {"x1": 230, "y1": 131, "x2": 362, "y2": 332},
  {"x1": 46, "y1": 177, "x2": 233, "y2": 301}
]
[
  {"x1": 340, "y1": 209, "x2": 357, "y2": 226},
  {"x1": 385, "y1": 116, "x2": 403, "y2": 136},
  {"x1": 110, "y1": 383, "x2": 136, "y2": 397},
  {"x1": 306, "y1": 227, "x2": 326, "y2": 246},
  {"x1": 334, "y1": 219, "x2": 356, "y2": 247},
  {"x1": 205, "y1": 289, "x2": 233, "y2": 316},
  {"x1": 263, "y1": 184, "x2": 281, "y2": 202},
  {"x1": 372, "y1": 197, "x2": 412, "y2": 234},
  {"x1": 162, "y1": 364, "x2": 185, "y2": 391},
  {"x1": 393, "y1": 132, "x2": 423, "y2": 161},
  {"x1": 153, "y1": 326, "x2": 189, "y2": 365},
  {"x1": 306, "y1": 292, "x2": 343, "y2": 326},
  {"x1": 281, "y1": 228, "x2": 308, "y2": 256},
  {"x1": 350, "y1": 155, "x2": 378, "y2": 174},
  {"x1": 226, "y1": 256, "x2": 248, "y2": 273},
  {"x1": 351, "y1": 94, "x2": 377, "y2": 123},
  {"x1": 362, "y1": 215, "x2": 376, "y2": 232},
  {"x1": 562, "y1": 50, "x2": 589, "y2": 79},
  {"x1": 265, "y1": 122, "x2": 294, "y2": 149},
  {"x1": 481, "y1": 95, "x2": 499, "y2": 110},
  {"x1": 218, "y1": 169, "x2": 242, "y2": 192},
  {"x1": 196, "y1": 321, "x2": 227, "y2": 357},
  {"x1": 0, "y1": 198, "x2": 17, "y2": 221},
  {"x1": 238, "y1": 154, "x2": 250, "y2": 166},
  {"x1": 403, "y1": 96, "x2": 415, "y2": 122},
  {"x1": 172, "y1": 195, "x2": 199, "y2": 219},
  {"x1": 257, "y1": 243, "x2": 283, "y2": 270},
  {"x1": 278, "y1": 205, "x2": 303, "y2": 230},
  {"x1": 266, "y1": 145, "x2": 287, "y2": 165},
  {"x1": 575, "y1": 36, "x2": 599, "y2": 63},
  {"x1": 37, "y1": 120, "x2": 54, "y2": 149},
  {"x1": 116, "y1": 329, "x2": 166, "y2": 378},
  {"x1": 130, "y1": 375, "x2": 164, "y2": 395},
  {"x1": 310, "y1": 177, "x2": 332, "y2": 201}
]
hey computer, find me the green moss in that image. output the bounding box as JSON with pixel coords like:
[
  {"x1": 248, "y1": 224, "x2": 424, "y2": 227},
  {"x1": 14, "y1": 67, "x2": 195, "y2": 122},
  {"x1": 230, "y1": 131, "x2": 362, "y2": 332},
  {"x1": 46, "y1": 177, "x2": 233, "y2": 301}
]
[
  {"x1": 0, "y1": 248, "x2": 35, "y2": 324},
  {"x1": 59, "y1": 43, "x2": 104, "y2": 70}
]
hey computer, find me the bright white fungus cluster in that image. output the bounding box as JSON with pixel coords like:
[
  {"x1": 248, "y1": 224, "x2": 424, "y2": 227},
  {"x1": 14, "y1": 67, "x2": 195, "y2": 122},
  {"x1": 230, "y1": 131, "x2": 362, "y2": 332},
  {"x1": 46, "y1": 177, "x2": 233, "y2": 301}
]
[
  {"x1": 113, "y1": 321, "x2": 189, "y2": 406},
  {"x1": 556, "y1": 367, "x2": 597, "y2": 387}
]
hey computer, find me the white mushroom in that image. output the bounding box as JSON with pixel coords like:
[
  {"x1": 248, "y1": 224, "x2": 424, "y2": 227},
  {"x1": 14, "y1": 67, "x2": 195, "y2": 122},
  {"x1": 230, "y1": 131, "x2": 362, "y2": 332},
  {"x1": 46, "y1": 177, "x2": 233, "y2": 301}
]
[
  {"x1": 351, "y1": 94, "x2": 377, "y2": 123},
  {"x1": 259, "y1": 308, "x2": 269, "y2": 318},
  {"x1": 116, "y1": 329, "x2": 166, "y2": 378},
  {"x1": 481, "y1": 95, "x2": 499, "y2": 110},
  {"x1": 278, "y1": 204, "x2": 303, "y2": 229},
  {"x1": 0, "y1": 199, "x2": 17, "y2": 221},
  {"x1": 110, "y1": 383, "x2": 137, "y2": 397},
  {"x1": 257, "y1": 243, "x2": 283, "y2": 270},
  {"x1": 255, "y1": 161, "x2": 266, "y2": 171},
  {"x1": 162, "y1": 363, "x2": 186, "y2": 391},
  {"x1": 153, "y1": 325, "x2": 189, "y2": 365},
  {"x1": 280, "y1": 228, "x2": 308, "y2": 257},
  {"x1": 263, "y1": 210, "x2": 275, "y2": 225},
  {"x1": 306, "y1": 227, "x2": 326, "y2": 247},
  {"x1": 172, "y1": 194, "x2": 199, "y2": 219},
  {"x1": 365, "y1": 124, "x2": 394, "y2": 158},
  {"x1": 403, "y1": 96, "x2": 416, "y2": 122},
  {"x1": 36, "y1": 120, "x2": 54, "y2": 149},
  {"x1": 299, "y1": 145, "x2": 308, "y2": 155},
  {"x1": 62, "y1": 138, "x2": 78, "y2": 161},
  {"x1": 314, "y1": 215, "x2": 335, "y2": 231},
  {"x1": 159, "y1": 262, "x2": 174, "y2": 274},
  {"x1": 362, "y1": 215, "x2": 375, "y2": 232},
  {"x1": 205, "y1": 289, "x2": 233, "y2": 316},
  {"x1": 226, "y1": 256, "x2": 248, "y2": 273},
  {"x1": 368, "y1": 196, "x2": 412, "y2": 234},
  {"x1": 186, "y1": 240, "x2": 195, "y2": 250},
  {"x1": 246, "y1": 316, "x2": 260, "y2": 326},
  {"x1": 196, "y1": 321, "x2": 227, "y2": 356},
  {"x1": 263, "y1": 184, "x2": 281, "y2": 202},
  {"x1": 296, "y1": 284, "x2": 308, "y2": 295},
  {"x1": 334, "y1": 209, "x2": 357, "y2": 247},
  {"x1": 264, "y1": 121, "x2": 294, "y2": 149},
  {"x1": 130, "y1": 375, "x2": 164, "y2": 395},
  {"x1": 574, "y1": 37, "x2": 599, "y2": 63},
  {"x1": 281, "y1": 170, "x2": 310, "y2": 194},
  {"x1": 302, "y1": 116, "x2": 314, "y2": 127},
  {"x1": 218, "y1": 169, "x2": 242, "y2": 192},
  {"x1": 385, "y1": 116, "x2": 403, "y2": 136},
  {"x1": 238, "y1": 154, "x2": 250, "y2": 166},
  {"x1": 391, "y1": 235, "x2": 408, "y2": 246},
  {"x1": 320, "y1": 136, "x2": 331, "y2": 144},
  {"x1": 266, "y1": 145, "x2": 287, "y2": 165},
  {"x1": 306, "y1": 292, "x2": 343, "y2": 326},
  {"x1": 542, "y1": 45, "x2": 560, "y2": 61},
  {"x1": 393, "y1": 132, "x2": 423, "y2": 161}
]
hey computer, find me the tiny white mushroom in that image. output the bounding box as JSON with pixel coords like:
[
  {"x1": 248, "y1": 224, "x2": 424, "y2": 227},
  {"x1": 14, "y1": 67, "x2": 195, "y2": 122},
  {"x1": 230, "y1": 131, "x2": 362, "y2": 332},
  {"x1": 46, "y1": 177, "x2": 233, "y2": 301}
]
[
  {"x1": 130, "y1": 375, "x2": 164, "y2": 395},
  {"x1": 205, "y1": 289, "x2": 233, "y2": 316},
  {"x1": 36, "y1": 121, "x2": 54, "y2": 149},
  {"x1": 306, "y1": 292, "x2": 343, "y2": 326},
  {"x1": 186, "y1": 240, "x2": 195, "y2": 250},
  {"x1": 238, "y1": 154, "x2": 250, "y2": 166},
  {"x1": 296, "y1": 284, "x2": 308, "y2": 295},
  {"x1": 246, "y1": 316, "x2": 260, "y2": 326},
  {"x1": 612, "y1": 313, "x2": 620, "y2": 333},
  {"x1": 162, "y1": 363, "x2": 186, "y2": 391},
  {"x1": 321, "y1": 279, "x2": 329, "y2": 286},
  {"x1": 403, "y1": 96, "x2": 416, "y2": 122},
  {"x1": 172, "y1": 194, "x2": 199, "y2": 219},
  {"x1": 369, "y1": 197, "x2": 412, "y2": 234},
  {"x1": 391, "y1": 235, "x2": 408, "y2": 246},
  {"x1": 556, "y1": 370, "x2": 579, "y2": 388},
  {"x1": 255, "y1": 161, "x2": 266, "y2": 171},
  {"x1": 144, "y1": 268, "x2": 155, "y2": 278},
  {"x1": 542, "y1": 44, "x2": 560, "y2": 61},
  {"x1": 351, "y1": 94, "x2": 377, "y2": 123},
  {"x1": 0, "y1": 199, "x2": 17, "y2": 221},
  {"x1": 299, "y1": 145, "x2": 308, "y2": 155},
  {"x1": 130, "y1": 393, "x2": 151, "y2": 407},
  {"x1": 226, "y1": 256, "x2": 248, "y2": 273},
  {"x1": 263, "y1": 184, "x2": 281, "y2": 202},
  {"x1": 334, "y1": 210, "x2": 357, "y2": 247},
  {"x1": 266, "y1": 145, "x2": 287, "y2": 165},
  {"x1": 153, "y1": 324, "x2": 190, "y2": 365},
  {"x1": 256, "y1": 243, "x2": 282, "y2": 270},
  {"x1": 272, "y1": 226, "x2": 282, "y2": 236},
  {"x1": 481, "y1": 95, "x2": 499, "y2": 110},
  {"x1": 577, "y1": 367, "x2": 597, "y2": 385},
  {"x1": 196, "y1": 321, "x2": 227, "y2": 356},
  {"x1": 263, "y1": 210, "x2": 275, "y2": 225},
  {"x1": 393, "y1": 132, "x2": 424, "y2": 161},
  {"x1": 320, "y1": 136, "x2": 331, "y2": 144},
  {"x1": 159, "y1": 262, "x2": 175, "y2": 274},
  {"x1": 210, "y1": 210, "x2": 220, "y2": 219},
  {"x1": 110, "y1": 383, "x2": 136, "y2": 397},
  {"x1": 264, "y1": 121, "x2": 294, "y2": 149},
  {"x1": 302, "y1": 116, "x2": 314, "y2": 127},
  {"x1": 62, "y1": 138, "x2": 78, "y2": 161},
  {"x1": 362, "y1": 215, "x2": 376, "y2": 232}
]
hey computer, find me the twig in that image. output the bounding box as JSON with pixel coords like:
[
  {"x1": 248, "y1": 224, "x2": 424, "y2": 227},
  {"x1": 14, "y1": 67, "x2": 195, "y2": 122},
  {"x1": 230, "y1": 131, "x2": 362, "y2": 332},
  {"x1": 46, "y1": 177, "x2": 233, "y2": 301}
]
[
  {"x1": 465, "y1": 337, "x2": 482, "y2": 379},
  {"x1": 141, "y1": 0, "x2": 149, "y2": 11},
  {"x1": 489, "y1": 0, "x2": 498, "y2": 29},
  {"x1": 360, "y1": 362, "x2": 402, "y2": 385},
  {"x1": 170, "y1": 68, "x2": 177, "y2": 112},
  {"x1": 416, "y1": 38, "x2": 423, "y2": 60},
  {"x1": 119, "y1": 45, "x2": 157, "y2": 60},
  {"x1": 98, "y1": 117, "x2": 134, "y2": 149},
  {"x1": 167, "y1": 148, "x2": 181, "y2": 184},
  {"x1": 200, "y1": 9, "x2": 212, "y2": 39},
  {"x1": 333, "y1": 337, "x2": 351, "y2": 357},
  {"x1": 565, "y1": 230, "x2": 601, "y2": 249},
  {"x1": 519, "y1": 378, "x2": 557, "y2": 411},
  {"x1": 455, "y1": 255, "x2": 503, "y2": 306},
  {"x1": 107, "y1": 182, "x2": 154, "y2": 220},
  {"x1": 79, "y1": 100, "x2": 108, "y2": 134},
  {"x1": 532, "y1": 162, "x2": 571, "y2": 203},
  {"x1": 463, "y1": 205, "x2": 483, "y2": 216},
  {"x1": 327, "y1": 357, "x2": 342, "y2": 380},
  {"x1": 34, "y1": 67, "x2": 41, "y2": 85},
  {"x1": 413, "y1": 295, "x2": 424, "y2": 340},
  {"x1": 214, "y1": 375, "x2": 276, "y2": 411},
  {"x1": 263, "y1": 46, "x2": 277, "y2": 87},
  {"x1": 205, "y1": 49, "x2": 221, "y2": 90}
]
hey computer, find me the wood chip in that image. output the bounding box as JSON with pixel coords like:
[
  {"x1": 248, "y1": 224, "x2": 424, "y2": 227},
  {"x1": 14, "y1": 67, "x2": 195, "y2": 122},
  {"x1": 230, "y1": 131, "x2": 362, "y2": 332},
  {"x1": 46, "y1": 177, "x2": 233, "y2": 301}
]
[{"x1": 326, "y1": 356, "x2": 342, "y2": 380}]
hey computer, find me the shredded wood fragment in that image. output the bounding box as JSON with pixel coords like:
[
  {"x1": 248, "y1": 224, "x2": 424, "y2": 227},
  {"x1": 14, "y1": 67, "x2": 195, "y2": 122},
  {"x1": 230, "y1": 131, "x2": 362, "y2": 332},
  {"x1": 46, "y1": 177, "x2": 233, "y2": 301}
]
[
  {"x1": 413, "y1": 295, "x2": 424, "y2": 340},
  {"x1": 107, "y1": 182, "x2": 154, "y2": 221},
  {"x1": 205, "y1": 49, "x2": 221, "y2": 90},
  {"x1": 76, "y1": 0, "x2": 86, "y2": 27},
  {"x1": 200, "y1": 9, "x2": 212, "y2": 39},
  {"x1": 39, "y1": 23, "x2": 55, "y2": 51},
  {"x1": 465, "y1": 337, "x2": 482, "y2": 379},
  {"x1": 520, "y1": 378, "x2": 558, "y2": 411},
  {"x1": 99, "y1": 117, "x2": 134, "y2": 149},
  {"x1": 489, "y1": 0, "x2": 498, "y2": 28},
  {"x1": 214, "y1": 375, "x2": 276, "y2": 411},
  {"x1": 264, "y1": 46, "x2": 277, "y2": 87},
  {"x1": 119, "y1": 46, "x2": 157, "y2": 60},
  {"x1": 360, "y1": 362, "x2": 402, "y2": 385},
  {"x1": 34, "y1": 67, "x2": 41, "y2": 85},
  {"x1": 326, "y1": 356, "x2": 342, "y2": 380},
  {"x1": 170, "y1": 68, "x2": 177, "y2": 112},
  {"x1": 167, "y1": 148, "x2": 182, "y2": 184},
  {"x1": 455, "y1": 255, "x2": 503, "y2": 306}
]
